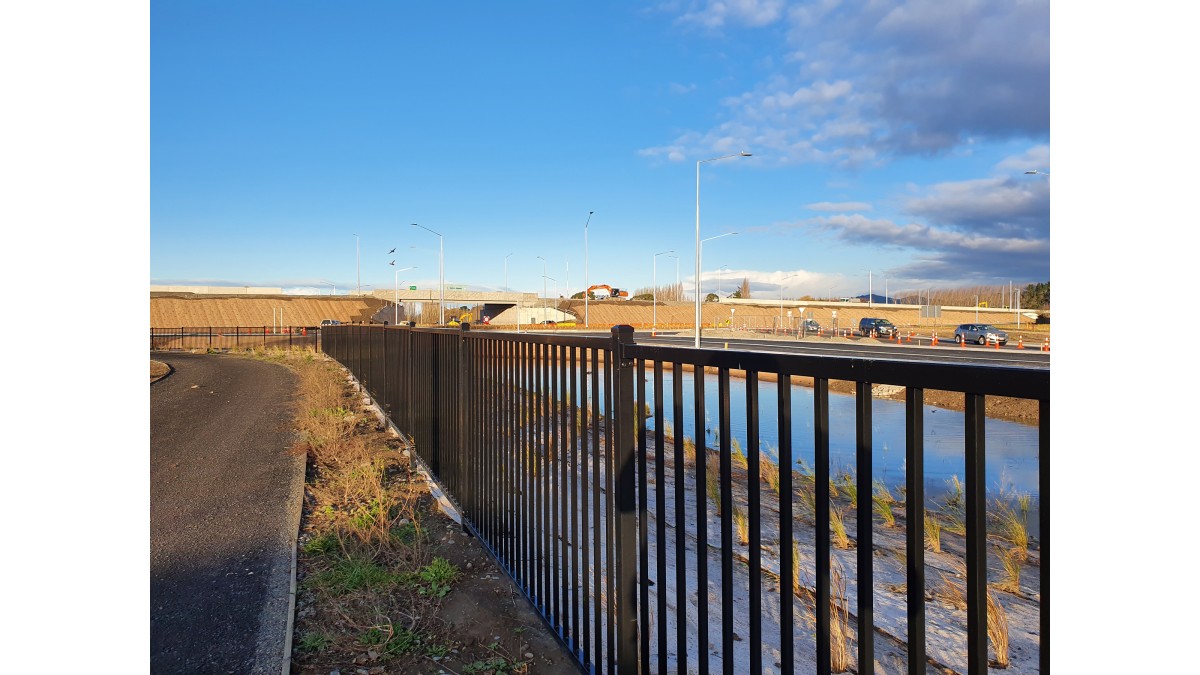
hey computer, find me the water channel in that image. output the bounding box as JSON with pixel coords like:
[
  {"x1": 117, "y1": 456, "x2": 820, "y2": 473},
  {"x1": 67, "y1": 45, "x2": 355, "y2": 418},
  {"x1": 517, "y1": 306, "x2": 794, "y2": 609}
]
[{"x1": 635, "y1": 370, "x2": 1041, "y2": 533}]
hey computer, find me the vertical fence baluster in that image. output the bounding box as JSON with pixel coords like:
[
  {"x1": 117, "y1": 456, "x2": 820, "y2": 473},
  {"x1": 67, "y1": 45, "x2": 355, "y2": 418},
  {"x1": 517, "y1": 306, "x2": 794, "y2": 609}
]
[
  {"x1": 747, "y1": 370, "x2": 762, "y2": 673},
  {"x1": 777, "y1": 375, "x2": 794, "y2": 674},
  {"x1": 652, "y1": 360, "x2": 666, "y2": 673},
  {"x1": 718, "y1": 367, "x2": 734, "y2": 675},
  {"x1": 672, "y1": 361, "x2": 688, "y2": 671},
  {"x1": 610, "y1": 325, "x2": 638, "y2": 674},
  {"x1": 906, "y1": 387, "x2": 926, "y2": 675},
  {"x1": 965, "y1": 393, "x2": 987, "y2": 674},
  {"x1": 815, "y1": 377, "x2": 831, "y2": 675},
  {"x1": 856, "y1": 381, "x2": 874, "y2": 671}
]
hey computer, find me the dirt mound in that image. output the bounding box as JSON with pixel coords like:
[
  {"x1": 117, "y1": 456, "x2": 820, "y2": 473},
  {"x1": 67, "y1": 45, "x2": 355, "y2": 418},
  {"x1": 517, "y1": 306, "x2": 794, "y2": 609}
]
[{"x1": 150, "y1": 294, "x2": 390, "y2": 328}]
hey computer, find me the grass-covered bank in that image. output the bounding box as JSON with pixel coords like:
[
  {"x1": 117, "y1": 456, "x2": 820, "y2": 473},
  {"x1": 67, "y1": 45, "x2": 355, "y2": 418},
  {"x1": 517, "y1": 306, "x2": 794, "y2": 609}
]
[{"x1": 208, "y1": 346, "x2": 572, "y2": 674}]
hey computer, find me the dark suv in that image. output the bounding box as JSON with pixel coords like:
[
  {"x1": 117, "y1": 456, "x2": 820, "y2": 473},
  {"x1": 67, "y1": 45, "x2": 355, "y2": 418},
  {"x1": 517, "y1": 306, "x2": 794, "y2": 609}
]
[{"x1": 859, "y1": 317, "x2": 897, "y2": 337}]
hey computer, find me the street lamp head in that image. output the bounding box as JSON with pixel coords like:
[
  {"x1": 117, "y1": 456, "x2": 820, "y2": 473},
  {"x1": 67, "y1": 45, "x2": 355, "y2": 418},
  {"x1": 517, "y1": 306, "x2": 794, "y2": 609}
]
[
  {"x1": 1024, "y1": 171, "x2": 1037, "y2": 174},
  {"x1": 739, "y1": 151, "x2": 752, "y2": 157}
]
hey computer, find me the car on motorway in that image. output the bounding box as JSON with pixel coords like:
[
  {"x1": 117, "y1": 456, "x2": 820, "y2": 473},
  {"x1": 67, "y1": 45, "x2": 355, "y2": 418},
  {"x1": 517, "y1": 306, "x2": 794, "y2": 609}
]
[
  {"x1": 953, "y1": 323, "x2": 1008, "y2": 345},
  {"x1": 802, "y1": 318, "x2": 820, "y2": 333},
  {"x1": 320, "y1": 319, "x2": 341, "y2": 327},
  {"x1": 858, "y1": 317, "x2": 897, "y2": 337}
]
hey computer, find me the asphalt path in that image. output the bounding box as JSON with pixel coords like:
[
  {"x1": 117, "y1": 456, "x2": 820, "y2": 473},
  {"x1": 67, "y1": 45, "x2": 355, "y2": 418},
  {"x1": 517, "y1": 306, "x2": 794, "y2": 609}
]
[{"x1": 150, "y1": 351, "x2": 304, "y2": 674}]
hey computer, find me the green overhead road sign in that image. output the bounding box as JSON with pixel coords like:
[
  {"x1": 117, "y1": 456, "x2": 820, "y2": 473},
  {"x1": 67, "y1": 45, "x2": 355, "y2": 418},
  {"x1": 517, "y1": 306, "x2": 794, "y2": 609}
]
[{"x1": 409, "y1": 286, "x2": 417, "y2": 290}]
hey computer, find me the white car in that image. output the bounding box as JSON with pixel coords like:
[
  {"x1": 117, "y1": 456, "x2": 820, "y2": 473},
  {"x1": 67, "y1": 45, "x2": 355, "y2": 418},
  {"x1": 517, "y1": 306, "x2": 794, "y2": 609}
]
[{"x1": 953, "y1": 323, "x2": 1008, "y2": 345}]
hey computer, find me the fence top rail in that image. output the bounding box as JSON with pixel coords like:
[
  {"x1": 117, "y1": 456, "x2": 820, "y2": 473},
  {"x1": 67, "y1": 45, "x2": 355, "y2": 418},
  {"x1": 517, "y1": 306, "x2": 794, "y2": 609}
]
[{"x1": 624, "y1": 342, "x2": 1049, "y2": 401}]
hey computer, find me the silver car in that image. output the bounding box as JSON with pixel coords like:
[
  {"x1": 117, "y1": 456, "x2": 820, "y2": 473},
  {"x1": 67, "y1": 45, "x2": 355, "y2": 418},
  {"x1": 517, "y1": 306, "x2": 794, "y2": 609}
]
[{"x1": 953, "y1": 323, "x2": 1008, "y2": 345}]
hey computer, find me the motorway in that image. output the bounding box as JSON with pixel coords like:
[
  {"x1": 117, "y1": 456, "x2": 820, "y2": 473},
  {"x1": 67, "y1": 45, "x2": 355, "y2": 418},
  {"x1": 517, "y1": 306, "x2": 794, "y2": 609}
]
[
  {"x1": 499, "y1": 329, "x2": 1049, "y2": 369},
  {"x1": 643, "y1": 333, "x2": 1049, "y2": 369}
]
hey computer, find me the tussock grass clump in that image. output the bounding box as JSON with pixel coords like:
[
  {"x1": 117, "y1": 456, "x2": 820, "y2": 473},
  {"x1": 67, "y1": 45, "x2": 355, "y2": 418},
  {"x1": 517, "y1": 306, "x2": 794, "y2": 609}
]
[
  {"x1": 990, "y1": 494, "x2": 1031, "y2": 556},
  {"x1": 733, "y1": 507, "x2": 749, "y2": 545},
  {"x1": 830, "y1": 506, "x2": 851, "y2": 550},
  {"x1": 760, "y1": 453, "x2": 781, "y2": 494},
  {"x1": 996, "y1": 547, "x2": 1024, "y2": 594},
  {"x1": 872, "y1": 480, "x2": 897, "y2": 527},
  {"x1": 731, "y1": 437, "x2": 749, "y2": 471},
  {"x1": 873, "y1": 492, "x2": 896, "y2": 528},
  {"x1": 836, "y1": 470, "x2": 858, "y2": 508},
  {"x1": 829, "y1": 561, "x2": 853, "y2": 673},
  {"x1": 987, "y1": 587, "x2": 1011, "y2": 668},
  {"x1": 924, "y1": 513, "x2": 943, "y2": 553},
  {"x1": 705, "y1": 468, "x2": 722, "y2": 515}
]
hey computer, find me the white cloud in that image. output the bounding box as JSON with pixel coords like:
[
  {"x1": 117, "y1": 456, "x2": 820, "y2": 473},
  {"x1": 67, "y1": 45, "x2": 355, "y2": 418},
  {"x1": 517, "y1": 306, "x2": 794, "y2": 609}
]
[
  {"x1": 994, "y1": 144, "x2": 1051, "y2": 173},
  {"x1": 805, "y1": 201, "x2": 873, "y2": 212},
  {"x1": 648, "y1": 0, "x2": 1049, "y2": 164},
  {"x1": 679, "y1": 0, "x2": 786, "y2": 28},
  {"x1": 669, "y1": 82, "x2": 698, "y2": 94}
]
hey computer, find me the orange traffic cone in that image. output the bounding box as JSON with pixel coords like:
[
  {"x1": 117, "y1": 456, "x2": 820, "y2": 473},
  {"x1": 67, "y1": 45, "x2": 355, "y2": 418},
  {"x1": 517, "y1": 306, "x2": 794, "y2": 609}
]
[
  {"x1": 932, "y1": 331, "x2": 939, "y2": 346},
  {"x1": 994, "y1": 338, "x2": 1000, "y2": 349},
  {"x1": 1017, "y1": 336, "x2": 1023, "y2": 349},
  {"x1": 960, "y1": 333, "x2": 966, "y2": 348},
  {"x1": 907, "y1": 330, "x2": 913, "y2": 343},
  {"x1": 1042, "y1": 337, "x2": 1050, "y2": 352}
]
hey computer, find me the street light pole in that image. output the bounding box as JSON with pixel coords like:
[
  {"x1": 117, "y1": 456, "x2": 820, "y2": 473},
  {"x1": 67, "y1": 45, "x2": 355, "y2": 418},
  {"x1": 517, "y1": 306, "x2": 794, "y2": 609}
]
[
  {"x1": 504, "y1": 253, "x2": 513, "y2": 292},
  {"x1": 779, "y1": 273, "x2": 798, "y2": 328},
  {"x1": 695, "y1": 151, "x2": 751, "y2": 348},
  {"x1": 411, "y1": 223, "x2": 445, "y2": 325},
  {"x1": 584, "y1": 211, "x2": 593, "y2": 327},
  {"x1": 672, "y1": 254, "x2": 680, "y2": 298},
  {"x1": 537, "y1": 255, "x2": 547, "y2": 317},
  {"x1": 653, "y1": 249, "x2": 674, "y2": 335},
  {"x1": 393, "y1": 266, "x2": 416, "y2": 324},
  {"x1": 696, "y1": 232, "x2": 738, "y2": 347}
]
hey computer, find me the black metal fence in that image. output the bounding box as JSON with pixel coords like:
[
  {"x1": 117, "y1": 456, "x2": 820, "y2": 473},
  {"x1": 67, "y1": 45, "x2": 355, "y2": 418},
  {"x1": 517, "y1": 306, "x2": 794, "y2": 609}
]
[
  {"x1": 150, "y1": 326, "x2": 320, "y2": 352},
  {"x1": 322, "y1": 323, "x2": 1049, "y2": 675}
]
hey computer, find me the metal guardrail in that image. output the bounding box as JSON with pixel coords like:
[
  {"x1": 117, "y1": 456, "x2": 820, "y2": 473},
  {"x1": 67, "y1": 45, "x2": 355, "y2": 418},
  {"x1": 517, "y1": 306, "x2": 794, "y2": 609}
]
[
  {"x1": 149, "y1": 326, "x2": 321, "y2": 352},
  {"x1": 321, "y1": 323, "x2": 1050, "y2": 674}
]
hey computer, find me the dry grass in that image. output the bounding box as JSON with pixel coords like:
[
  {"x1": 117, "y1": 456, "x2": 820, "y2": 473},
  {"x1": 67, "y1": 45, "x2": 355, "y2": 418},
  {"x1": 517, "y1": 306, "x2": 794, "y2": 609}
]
[
  {"x1": 830, "y1": 506, "x2": 851, "y2": 550},
  {"x1": 225, "y1": 348, "x2": 530, "y2": 672},
  {"x1": 987, "y1": 587, "x2": 1011, "y2": 668},
  {"x1": 924, "y1": 513, "x2": 943, "y2": 553},
  {"x1": 733, "y1": 507, "x2": 749, "y2": 546},
  {"x1": 760, "y1": 454, "x2": 781, "y2": 494},
  {"x1": 829, "y1": 560, "x2": 853, "y2": 673}
]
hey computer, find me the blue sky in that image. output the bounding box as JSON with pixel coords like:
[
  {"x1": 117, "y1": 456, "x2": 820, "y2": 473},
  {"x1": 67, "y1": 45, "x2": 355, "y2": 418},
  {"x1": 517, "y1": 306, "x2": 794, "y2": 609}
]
[{"x1": 150, "y1": 0, "x2": 1050, "y2": 300}]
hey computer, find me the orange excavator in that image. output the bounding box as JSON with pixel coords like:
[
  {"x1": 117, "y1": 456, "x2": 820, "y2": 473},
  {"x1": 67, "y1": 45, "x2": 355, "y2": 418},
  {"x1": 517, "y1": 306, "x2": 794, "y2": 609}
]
[{"x1": 586, "y1": 284, "x2": 630, "y2": 300}]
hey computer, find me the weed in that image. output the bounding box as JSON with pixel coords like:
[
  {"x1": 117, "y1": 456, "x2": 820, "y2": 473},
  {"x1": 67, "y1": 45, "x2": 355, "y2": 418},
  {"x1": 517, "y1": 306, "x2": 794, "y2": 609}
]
[
  {"x1": 304, "y1": 556, "x2": 397, "y2": 595},
  {"x1": 464, "y1": 657, "x2": 527, "y2": 674},
  {"x1": 297, "y1": 631, "x2": 333, "y2": 653},
  {"x1": 303, "y1": 532, "x2": 341, "y2": 556},
  {"x1": 408, "y1": 557, "x2": 460, "y2": 598}
]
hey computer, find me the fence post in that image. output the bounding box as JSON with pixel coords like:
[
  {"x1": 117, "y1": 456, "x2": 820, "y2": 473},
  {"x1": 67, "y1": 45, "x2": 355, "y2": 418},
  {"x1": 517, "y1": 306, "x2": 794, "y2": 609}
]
[
  {"x1": 609, "y1": 324, "x2": 639, "y2": 673},
  {"x1": 458, "y1": 322, "x2": 472, "y2": 535}
]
